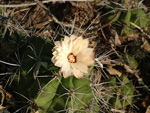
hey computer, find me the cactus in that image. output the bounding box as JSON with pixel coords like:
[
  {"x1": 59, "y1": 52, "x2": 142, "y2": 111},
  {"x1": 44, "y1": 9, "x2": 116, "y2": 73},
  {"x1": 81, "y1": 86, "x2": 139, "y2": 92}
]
[
  {"x1": 0, "y1": 30, "x2": 135, "y2": 112},
  {"x1": 106, "y1": 75, "x2": 134, "y2": 109},
  {"x1": 0, "y1": 32, "x2": 94, "y2": 112},
  {"x1": 103, "y1": 4, "x2": 150, "y2": 35},
  {"x1": 46, "y1": 76, "x2": 93, "y2": 112}
]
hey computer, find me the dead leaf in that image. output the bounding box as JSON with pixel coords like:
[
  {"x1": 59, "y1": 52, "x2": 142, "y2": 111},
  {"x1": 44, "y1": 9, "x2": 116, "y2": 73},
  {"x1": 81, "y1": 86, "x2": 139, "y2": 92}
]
[
  {"x1": 115, "y1": 31, "x2": 121, "y2": 46},
  {"x1": 106, "y1": 66, "x2": 122, "y2": 77},
  {"x1": 141, "y1": 40, "x2": 150, "y2": 52}
]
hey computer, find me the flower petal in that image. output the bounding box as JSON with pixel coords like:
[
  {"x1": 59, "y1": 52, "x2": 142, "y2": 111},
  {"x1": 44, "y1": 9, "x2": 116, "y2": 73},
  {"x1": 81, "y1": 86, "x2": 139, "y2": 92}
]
[
  {"x1": 71, "y1": 63, "x2": 88, "y2": 73},
  {"x1": 51, "y1": 56, "x2": 56, "y2": 63},
  {"x1": 77, "y1": 48, "x2": 94, "y2": 66},
  {"x1": 64, "y1": 36, "x2": 70, "y2": 43},
  {"x1": 61, "y1": 61, "x2": 70, "y2": 73},
  {"x1": 55, "y1": 41, "x2": 62, "y2": 47},
  {"x1": 61, "y1": 62, "x2": 72, "y2": 78},
  {"x1": 68, "y1": 40, "x2": 72, "y2": 52},
  {"x1": 58, "y1": 52, "x2": 67, "y2": 61},
  {"x1": 55, "y1": 60, "x2": 64, "y2": 67},
  {"x1": 52, "y1": 51, "x2": 58, "y2": 56},
  {"x1": 82, "y1": 39, "x2": 89, "y2": 49},
  {"x1": 70, "y1": 35, "x2": 77, "y2": 40},
  {"x1": 72, "y1": 68, "x2": 83, "y2": 79},
  {"x1": 72, "y1": 36, "x2": 83, "y2": 55},
  {"x1": 63, "y1": 70, "x2": 72, "y2": 78},
  {"x1": 62, "y1": 41, "x2": 70, "y2": 55}
]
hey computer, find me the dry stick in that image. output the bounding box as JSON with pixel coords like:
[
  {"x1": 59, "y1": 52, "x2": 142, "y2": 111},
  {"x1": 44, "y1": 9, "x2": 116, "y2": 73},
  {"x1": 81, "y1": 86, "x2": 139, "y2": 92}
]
[
  {"x1": 130, "y1": 22, "x2": 150, "y2": 42},
  {"x1": 100, "y1": 22, "x2": 107, "y2": 41},
  {"x1": 0, "y1": 88, "x2": 5, "y2": 106},
  {"x1": 111, "y1": 108, "x2": 125, "y2": 113},
  {"x1": 0, "y1": 0, "x2": 55, "y2": 8}
]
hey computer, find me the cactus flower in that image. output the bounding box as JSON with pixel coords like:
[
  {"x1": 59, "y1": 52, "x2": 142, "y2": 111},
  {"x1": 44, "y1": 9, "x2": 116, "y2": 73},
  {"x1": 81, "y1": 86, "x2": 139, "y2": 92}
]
[{"x1": 52, "y1": 35, "x2": 94, "y2": 78}]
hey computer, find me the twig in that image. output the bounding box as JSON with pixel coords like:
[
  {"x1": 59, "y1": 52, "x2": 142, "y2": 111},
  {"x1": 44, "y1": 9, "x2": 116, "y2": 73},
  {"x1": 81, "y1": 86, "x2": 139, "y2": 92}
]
[
  {"x1": 130, "y1": 22, "x2": 150, "y2": 42},
  {"x1": 100, "y1": 22, "x2": 107, "y2": 40},
  {"x1": 111, "y1": 108, "x2": 125, "y2": 113},
  {"x1": 0, "y1": 0, "x2": 55, "y2": 8},
  {"x1": 0, "y1": 60, "x2": 20, "y2": 67},
  {"x1": 0, "y1": 88, "x2": 5, "y2": 106}
]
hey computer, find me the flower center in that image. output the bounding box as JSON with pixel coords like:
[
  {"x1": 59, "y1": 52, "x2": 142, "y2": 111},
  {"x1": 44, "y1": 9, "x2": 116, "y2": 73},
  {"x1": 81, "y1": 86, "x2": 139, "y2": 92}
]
[{"x1": 67, "y1": 53, "x2": 76, "y2": 63}]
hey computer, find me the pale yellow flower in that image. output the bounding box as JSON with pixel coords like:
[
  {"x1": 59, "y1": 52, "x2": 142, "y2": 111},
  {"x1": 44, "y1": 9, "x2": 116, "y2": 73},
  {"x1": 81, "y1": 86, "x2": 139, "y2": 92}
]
[{"x1": 52, "y1": 35, "x2": 94, "y2": 78}]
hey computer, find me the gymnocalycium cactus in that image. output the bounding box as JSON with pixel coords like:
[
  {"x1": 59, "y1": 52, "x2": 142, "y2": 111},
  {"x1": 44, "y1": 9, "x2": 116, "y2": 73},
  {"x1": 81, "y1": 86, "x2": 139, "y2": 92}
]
[
  {"x1": 106, "y1": 74, "x2": 134, "y2": 109},
  {"x1": 0, "y1": 29, "x2": 135, "y2": 112},
  {"x1": 103, "y1": 3, "x2": 150, "y2": 35},
  {"x1": 3, "y1": 32, "x2": 94, "y2": 112}
]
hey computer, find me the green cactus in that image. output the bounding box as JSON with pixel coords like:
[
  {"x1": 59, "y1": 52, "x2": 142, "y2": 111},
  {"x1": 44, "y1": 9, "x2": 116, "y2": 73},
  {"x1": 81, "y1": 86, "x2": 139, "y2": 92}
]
[
  {"x1": 128, "y1": 56, "x2": 138, "y2": 69},
  {"x1": 103, "y1": 4, "x2": 150, "y2": 35},
  {"x1": 107, "y1": 75, "x2": 134, "y2": 109},
  {"x1": 46, "y1": 76, "x2": 93, "y2": 112},
  {"x1": 1, "y1": 33, "x2": 94, "y2": 112}
]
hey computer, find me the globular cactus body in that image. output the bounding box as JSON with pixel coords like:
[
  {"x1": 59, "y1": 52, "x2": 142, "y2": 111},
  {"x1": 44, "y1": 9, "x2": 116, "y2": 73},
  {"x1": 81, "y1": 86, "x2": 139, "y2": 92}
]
[
  {"x1": 9, "y1": 36, "x2": 93, "y2": 112},
  {"x1": 108, "y1": 75, "x2": 134, "y2": 109}
]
